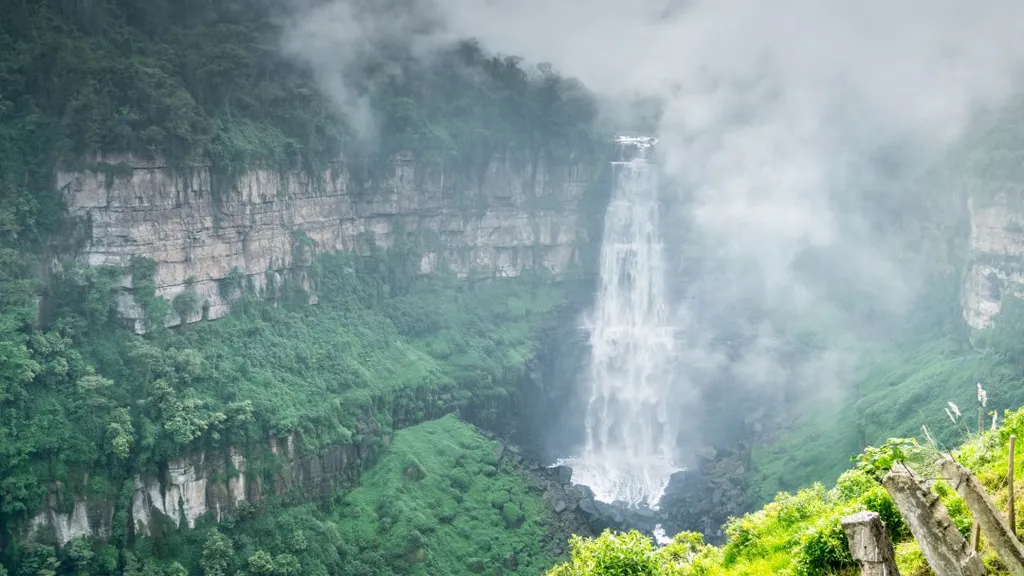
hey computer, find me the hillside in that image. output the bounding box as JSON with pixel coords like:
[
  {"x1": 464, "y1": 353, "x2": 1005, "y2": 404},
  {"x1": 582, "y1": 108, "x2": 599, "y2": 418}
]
[
  {"x1": 0, "y1": 0, "x2": 606, "y2": 573},
  {"x1": 550, "y1": 403, "x2": 1024, "y2": 576}
]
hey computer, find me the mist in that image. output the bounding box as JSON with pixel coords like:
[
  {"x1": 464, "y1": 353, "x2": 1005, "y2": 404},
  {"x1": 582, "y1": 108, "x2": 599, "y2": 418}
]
[{"x1": 280, "y1": 0, "x2": 1024, "y2": 500}]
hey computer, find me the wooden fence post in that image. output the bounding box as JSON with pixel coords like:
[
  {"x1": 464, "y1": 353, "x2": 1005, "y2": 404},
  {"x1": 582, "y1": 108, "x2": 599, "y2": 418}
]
[{"x1": 1010, "y1": 435, "x2": 1016, "y2": 537}]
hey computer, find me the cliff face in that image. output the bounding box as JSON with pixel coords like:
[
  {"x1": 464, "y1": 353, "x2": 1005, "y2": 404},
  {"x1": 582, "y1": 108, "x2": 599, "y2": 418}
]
[
  {"x1": 60, "y1": 153, "x2": 591, "y2": 329},
  {"x1": 962, "y1": 193, "x2": 1024, "y2": 329}
]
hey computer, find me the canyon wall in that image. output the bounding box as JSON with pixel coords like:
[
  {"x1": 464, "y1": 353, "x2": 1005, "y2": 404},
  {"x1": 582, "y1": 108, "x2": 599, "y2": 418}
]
[{"x1": 59, "y1": 153, "x2": 593, "y2": 330}]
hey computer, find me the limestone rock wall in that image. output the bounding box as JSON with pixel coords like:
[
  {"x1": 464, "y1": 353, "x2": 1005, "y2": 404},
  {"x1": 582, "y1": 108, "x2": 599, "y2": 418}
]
[
  {"x1": 59, "y1": 153, "x2": 591, "y2": 329},
  {"x1": 962, "y1": 193, "x2": 1024, "y2": 329},
  {"x1": 29, "y1": 486, "x2": 111, "y2": 546},
  {"x1": 29, "y1": 432, "x2": 375, "y2": 543}
]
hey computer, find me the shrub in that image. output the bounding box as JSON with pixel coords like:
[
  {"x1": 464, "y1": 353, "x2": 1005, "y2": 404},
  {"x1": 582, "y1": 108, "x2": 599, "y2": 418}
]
[
  {"x1": 501, "y1": 502, "x2": 523, "y2": 528},
  {"x1": 553, "y1": 531, "x2": 661, "y2": 576},
  {"x1": 793, "y1": 513, "x2": 855, "y2": 576},
  {"x1": 860, "y1": 485, "x2": 909, "y2": 542}
]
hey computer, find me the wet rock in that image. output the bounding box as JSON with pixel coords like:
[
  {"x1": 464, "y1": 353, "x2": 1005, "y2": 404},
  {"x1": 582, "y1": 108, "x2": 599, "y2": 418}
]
[
  {"x1": 553, "y1": 465, "x2": 573, "y2": 485},
  {"x1": 633, "y1": 506, "x2": 656, "y2": 519},
  {"x1": 555, "y1": 501, "x2": 568, "y2": 514},
  {"x1": 579, "y1": 497, "x2": 598, "y2": 518},
  {"x1": 594, "y1": 500, "x2": 624, "y2": 525},
  {"x1": 574, "y1": 484, "x2": 595, "y2": 501},
  {"x1": 494, "y1": 442, "x2": 506, "y2": 463},
  {"x1": 695, "y1": 446, "x2": 718, "y2": 461}
]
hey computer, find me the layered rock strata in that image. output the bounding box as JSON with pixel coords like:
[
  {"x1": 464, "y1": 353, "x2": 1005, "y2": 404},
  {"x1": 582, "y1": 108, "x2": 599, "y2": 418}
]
[{"x1": 60, "y1": 154, "x2": 590, "y2": 330}]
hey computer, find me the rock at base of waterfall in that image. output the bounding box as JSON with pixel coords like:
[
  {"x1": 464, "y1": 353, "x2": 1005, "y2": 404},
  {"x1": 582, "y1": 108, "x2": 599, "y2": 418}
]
[{"x1": 553, "y1": 465, "x2": 573, "y2": 485}]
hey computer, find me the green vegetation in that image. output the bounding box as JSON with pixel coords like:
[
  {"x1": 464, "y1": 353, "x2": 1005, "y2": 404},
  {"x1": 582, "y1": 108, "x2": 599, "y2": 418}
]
[
  {"x1": 337, "y1": 415, "x2": 555, "y2": 575},
  {"x1": 749, "y1": 272, "x2": 1024, "y2": 503},
  {"x1": 549, "y1": 409, "x2": 1024, "y2": 575},
  {"x1": 0, "y1": 0, "x2": 604, "y2": 572},
  {"x1": 0, "y1": 243, "x2": 568, "y2": 573},
  {"x1": 10, "y1": 416, "x2": 555, "y2": 576},
  {"x1": 0, "y1": 0, "x2": 604, "y2": 257}
]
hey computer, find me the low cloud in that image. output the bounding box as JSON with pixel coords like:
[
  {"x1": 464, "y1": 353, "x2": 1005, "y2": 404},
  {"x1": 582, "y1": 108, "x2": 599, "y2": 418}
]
[{"x1": 281, "y1": 0, "x2": 1024, "y2": 465}]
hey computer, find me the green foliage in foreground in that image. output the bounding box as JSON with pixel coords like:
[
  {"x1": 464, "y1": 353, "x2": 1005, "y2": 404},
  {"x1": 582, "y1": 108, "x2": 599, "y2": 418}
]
[
  {"x1": 550, "y1": 407, "x2": 1024, "y2": 575},
  {"x1": 336, "y1": 415, "x2": 555, "y2": 575}
]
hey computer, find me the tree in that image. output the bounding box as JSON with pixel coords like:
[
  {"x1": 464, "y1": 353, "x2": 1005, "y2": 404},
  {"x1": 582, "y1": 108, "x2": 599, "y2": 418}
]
[
  {"x1": 201, "y1": 530, "x2": 233, "y2": 576},
  {"x1": 547, "y1": 531, "x2": 662, "y2": 576}
]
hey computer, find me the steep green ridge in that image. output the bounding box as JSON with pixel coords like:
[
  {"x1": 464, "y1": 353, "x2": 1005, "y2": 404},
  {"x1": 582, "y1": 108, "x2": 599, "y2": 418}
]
[{"x1": 0, "y1": 0, "x2": 602, "y2": 250}]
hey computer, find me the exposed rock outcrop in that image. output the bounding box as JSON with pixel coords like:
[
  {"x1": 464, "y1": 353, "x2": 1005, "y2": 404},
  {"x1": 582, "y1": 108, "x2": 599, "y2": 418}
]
[
  {"x1": 29, "y1": 485, "x2": 111, "y2": 546},
  {"x1": 963, "y1": 193, "x2": 1024, "y2": 329},
  {"x1": 60, "y1": 153, "x2": 593, "y2": 330},
  {"x1": 31, "y1": 432, "x2": 380, "y2": 543}
]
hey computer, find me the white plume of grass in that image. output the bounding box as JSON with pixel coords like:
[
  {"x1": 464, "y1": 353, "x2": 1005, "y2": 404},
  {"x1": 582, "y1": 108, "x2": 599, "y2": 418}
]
[{"x1": 922, "y1": 424, "x2": 937, "y2": 449}]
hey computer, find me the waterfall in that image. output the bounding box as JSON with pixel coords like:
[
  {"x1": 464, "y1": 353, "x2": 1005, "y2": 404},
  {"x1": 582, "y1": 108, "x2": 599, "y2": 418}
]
[{"x1": 563, "y1": 137, "x2": 679, "y2": 507}]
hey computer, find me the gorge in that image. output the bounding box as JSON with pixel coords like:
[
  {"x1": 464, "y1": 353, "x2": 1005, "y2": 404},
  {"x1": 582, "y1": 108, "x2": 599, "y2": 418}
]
[{"x1": 7, "y1": 0, "x2": 1024, "y2": 575}]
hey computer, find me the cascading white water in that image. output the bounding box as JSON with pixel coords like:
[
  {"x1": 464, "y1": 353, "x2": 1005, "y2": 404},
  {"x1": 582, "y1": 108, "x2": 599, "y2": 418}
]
[{"x1": 562, "y1": 137, "x2": 679, "y2": 507}]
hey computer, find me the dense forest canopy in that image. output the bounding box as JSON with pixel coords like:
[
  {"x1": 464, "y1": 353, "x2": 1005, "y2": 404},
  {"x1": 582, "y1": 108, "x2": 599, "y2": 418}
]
[{"x1": 0, "y1": 0, "x2": 602, "y2": 247}]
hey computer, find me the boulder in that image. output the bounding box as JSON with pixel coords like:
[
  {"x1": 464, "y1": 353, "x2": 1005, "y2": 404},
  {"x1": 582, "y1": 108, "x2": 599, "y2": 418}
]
[{"x1": 553, "y1": 465, "x2": 573, "y2": 485}]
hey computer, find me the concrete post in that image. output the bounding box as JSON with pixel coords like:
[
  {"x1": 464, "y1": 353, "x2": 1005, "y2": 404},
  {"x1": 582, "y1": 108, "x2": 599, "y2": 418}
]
[
  {"x1": 939, "y1": 456, "x2": 1024, "y2": 576},
  {"x1": 841, "y1": 511, "x2": 901, "y2": 576},
  {"x1": 882, "y1": 466, "x2": 985, "y2": 576}
]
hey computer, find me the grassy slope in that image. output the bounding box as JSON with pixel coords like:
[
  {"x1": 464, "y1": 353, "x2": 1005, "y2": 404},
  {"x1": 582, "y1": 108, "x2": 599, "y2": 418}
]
[
  {"x1": 701, "y1": 408, "x2": 1024, "y2": 576},
  {"x1": 550, "y1": 407, "x2": 1024, "y2": 576}
]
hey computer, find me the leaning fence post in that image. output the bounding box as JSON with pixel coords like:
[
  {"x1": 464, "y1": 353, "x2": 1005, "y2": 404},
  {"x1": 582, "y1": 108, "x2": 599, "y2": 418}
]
[
  {"x1": 1010, "y1": 435, "x2": 1016, "y2": 537},
  {"x1": 882, "y1": 465, "x2": 985, "y2": 576},
  {"x1": 841, "y1": 511, "x2": 901, "y2": 576},
  {"x1": 939, "y1": 456, "x2": 1024, "y2": 576}
]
